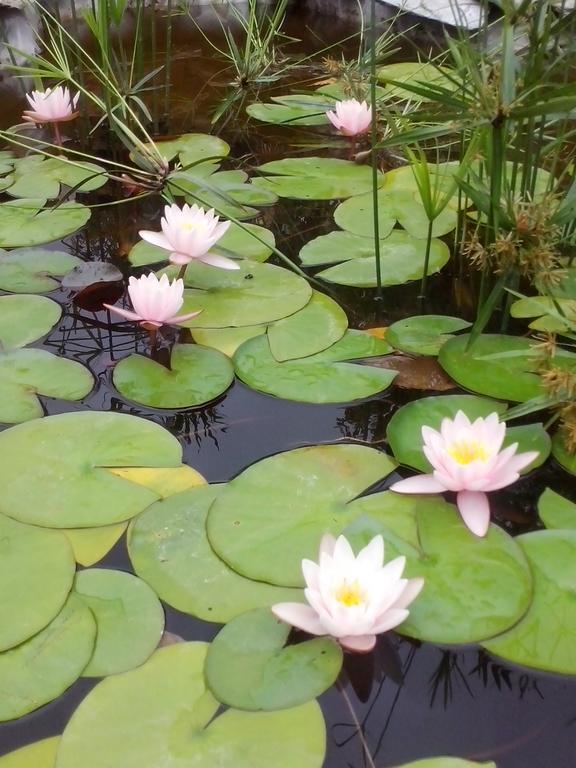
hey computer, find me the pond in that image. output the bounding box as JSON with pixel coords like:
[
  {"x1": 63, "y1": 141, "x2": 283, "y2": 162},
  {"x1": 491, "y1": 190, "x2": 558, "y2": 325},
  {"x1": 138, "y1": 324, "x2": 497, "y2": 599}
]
[{"x1": 0, "y1": 2, "x2": 575, "y2": 767}]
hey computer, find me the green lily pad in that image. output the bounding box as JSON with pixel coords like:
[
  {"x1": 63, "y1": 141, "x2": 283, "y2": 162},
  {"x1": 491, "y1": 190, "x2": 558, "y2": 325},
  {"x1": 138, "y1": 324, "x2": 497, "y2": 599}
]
[
  {"x1": 177, "y1": 259, "x2": 312, "y2": 328},
  {"x1": 234, "y1": 333, "x2": 396, "y2": 403},
  {"x1": 75, "y1": 568, "x2": 165, "y2": 677},
  {"x1": 247, "y1": 101, "x2": 330, "y2": 126},
  {"x1": 113, "y1": 344, "x2": 234, "y2": 409},
  {"x1": 191, "y1": 324, "x2": 267, "y2": 356},
  {"x1": 168, "y1": 171, "x2": 275, "y2": 221},
  {"x1": 552, "y1": 431, "x2": 576, "y2": 476},
  {"x1": 0, "y1": 294, "x2": 61, "y2": 350},
  {"x1": 64, "y1": 522, "x2": 128, "y2": 566},
  {"x1": 0, "y1": 248, "x2": 82, "y2": 293},
  {"x1": 438, "y1": 334, "x2": 576, "y2": 402},
  {"x1": 394, "y1": 760, "x2": 496, "y2": 768},
  {"x1": 205, "y1": 608, "x2": 343, "y2": 710},
  {"x1": 377, "y1": 62, "x2": 457, "y2": 100},
  {"x1": 128, "y1": 485, "x2": 303, "y2": 623},
  {"x1": 55, "y1": 643, "x2": 326, "y2": 768},
  {"x1": 483, "y1": 530, "x2": 576, "y2": 674},
  {"x1": 386, "y1": 394, "x2": 550, "y2": 473},
  {"x1": 268, "y1": 291, "x2": 348, "y2": 361},
  {"x1": 344, "y1": 492, "x2": 532, "y2": 644},
  {"x1": 151, "y1": 133, "x2": 230, "y2": 165},
  {"x1": 253, "y1": 157, "x2": 382, "y2": 200},
  {"x1": 0, "y1": 348, "x2": 94, "y2": 424},
  {"x1": 0, "y1": 199, "x2": 91, "y2": 248},
  {"x1": 207, "y1": 444, "x2": 397, "y2": 587},
  {"x1": 510, "y1": 295, "x2": 576, "y2": 333},
  {"x1": 0, "y1": 411, "x2": 182, "y2": 528},
  {"x1": 0, "y1": 513, "x2": 75, "y2": 651},
  {"x1": 4, "y1": 156, "x2": 106, "y2": 199},
  {"x1": 0, "y1": 151, "x2": 14, "y2": 176},
  {"x1": 299, "y1": 231, "x2": 451, "y2": 288},
  {"x1": 538, "y1": 488, "x2": 576, "y2": 529},
  {"x1": 0, "y1": 594, "x2": 96, "y2": 722},
  {"x1": 386, "y1": 315, "x2": 472, "y2": 356},
  {"x1": 0, "y1": 737, "x2": 60, "y2": 768}
]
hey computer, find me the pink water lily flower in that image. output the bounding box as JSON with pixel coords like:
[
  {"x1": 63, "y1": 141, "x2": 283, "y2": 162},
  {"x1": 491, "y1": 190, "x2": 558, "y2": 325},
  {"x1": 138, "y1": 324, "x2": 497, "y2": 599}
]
[
  {"x1": 326, "y1": 99, "x2": 373, "y2": 137},
  {"x1": 139, "y1": 203, "x2": 236, "y2": 269},
  {"x1": 390, "y1": 410, "x2": 539, "y2": 537},
  {"x1": 104, "y1": 273, "x2": 201, "y2": 328},
  {"x1": 23, "y1": 86, "x2": 80, "y2": 124},
  {"x1": 272, "y1": 534, "x2": 424, "y2": 653}
]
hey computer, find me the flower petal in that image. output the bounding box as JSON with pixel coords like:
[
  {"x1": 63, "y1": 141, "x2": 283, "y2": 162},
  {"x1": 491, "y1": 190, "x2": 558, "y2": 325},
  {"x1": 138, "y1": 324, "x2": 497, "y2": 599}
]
[
  {"x1": 338, "y1": 634, "x2": 376, "y2": 653},
  {"x1": 103, "y1": 304, "x2": 143, "y2": 323},
  {"x1": 389, "y1": 474, "x2": 447, "y2": 494},
  {"x1": 271, "y1": 603, "x2": 326, "y2": 636},
  {"x1": 199, "y1": 253, "x2": 241, "y2": 270},
  {"x1": 456, "y1": 490, "x2": 491, "y2": 537}
]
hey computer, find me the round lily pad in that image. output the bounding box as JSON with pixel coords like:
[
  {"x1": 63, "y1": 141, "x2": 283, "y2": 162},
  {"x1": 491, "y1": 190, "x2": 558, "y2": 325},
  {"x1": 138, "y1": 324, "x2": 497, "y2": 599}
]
[
  {"x1": 151, "y1": 133, "x2": 230, "y2": 165},
  {"x1": 64, "y1": 522, "x2": 128, "y2": 566},
  {"x1": 538, "y1": 488, "x2": 576, "y2": 529},
  {"x1": 234, "y1": 333, "x2": 396, "y2": 403},
  {"x1": 387, "y1": 394, "x2": 550, "y2": 473},
  {"x1": 177, "y1": 259, "x2": 312, "y2": 328},
  {"x1": 552, "y1": 431, "x2": 576, "y2": 476},
  {"x1": 386, "y1": 316, "x2": 471, "y2": 356},
  {"x1": 0, "y1": 737, "x2": 60, "y2": 768},
  {"x1": 192, "y1": 324, "x2": 267, "y2": 356},
  {"x1": 344, "y1": 492, "x2": 533, "y2": 644},
  {"x1": 61, "y1": 262, "x2": 122, "y2": 289},
  {"x1": 0, "y1": 594, "x2": 96, "y2": 722},
  {"x1": 75, "y1": 568, "x2": 165, "y2": 677},
  {"x1": 128, "y1": 485, "x2": 303, "y2": 623},
  {"x1": 377, "y1": 62, "x2": 457, "y2": 100},
  {"x1": 394, "y1": 760, "x2": 495, "y2": 768},
  {"x1": 253, "y1": 157, "x2": 382, "y2": 200},
  {"x1": 205, "y1": 608, "x2": 343, "y2": 711},
  {"x1": 483, "y1": 530, "x2": 576, "y2": 674},
  {"x1": 0, "y1": 411, "x2": 183, "y2": 528},
  {"x1": 0, "y1": 294, "x2": 61, "y2": 350},
  {"x1": 0, "y1": 513, "x2": 75, "y2": 651},
  {"x1": 247, "y1": 102, "x2": 329, "y2": 126},
  {"x1": 55, "y1": 643, "x2": 326, "y2": 768},
  {"x1": 0, "y1": 348, "x2": 94, "y2": 424},
  {"x1": 113, "y1": 344, "x2": 234, "y2": 409},
  {"x1": 510, "y1": 295, "x2": 576, "y2": 333},
  {"x1": 5, "y1": 156, "x2": 106, "y2": 199},
  {"x1": 207, "y1": 444, "x2": 397, "y2": 587},
  {"x1": 0, "y1": 248, "x2": 82, "y2": 293},
  {"x1": 0, "y1": 199, "x2": 91, "y2": 248},
  {"x1": 267, "y1": 291, "x2": 348, "y2": 361},
  {"x1": 299, "y1": 231, "x2": 450, "y2": 288}
]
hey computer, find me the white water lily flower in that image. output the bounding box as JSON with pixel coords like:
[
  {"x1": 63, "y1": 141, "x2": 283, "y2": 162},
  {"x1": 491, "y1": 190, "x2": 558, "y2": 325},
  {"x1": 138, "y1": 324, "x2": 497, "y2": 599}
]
[
  {"x1": 272, "y1": 534, "x2": 424, "y2": 653},
  {"x1": 104, "y1": 273, "x2": 201, "y2": 328},
  {"x1": 139, "y1": 203, "x2": 236, "y2": 269},
  {"x1": 23, "y1": 86, "x2": 80, "y2": 124},
  {"x1": 326, "y1": 99, "x2": 372, "y2": 137}
]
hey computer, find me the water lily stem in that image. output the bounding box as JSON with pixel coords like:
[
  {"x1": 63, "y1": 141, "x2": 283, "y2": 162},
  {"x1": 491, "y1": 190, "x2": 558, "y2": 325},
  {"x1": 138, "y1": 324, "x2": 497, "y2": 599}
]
[
  {"x1": 370, "y1": 0, "x2": 382, "y2": 300},
  {"x1": 53, "y1": 123, "x2": 63, "y2": 147},
  {"x1": 177, "y1": 264, "x2": 187, "y2": 281},
  {"x1": 338, "y1": 680, "x2": 377, "y2": 768},
  {"x1": 148, "y1": 327, "x2": 158, "y2": 352}
]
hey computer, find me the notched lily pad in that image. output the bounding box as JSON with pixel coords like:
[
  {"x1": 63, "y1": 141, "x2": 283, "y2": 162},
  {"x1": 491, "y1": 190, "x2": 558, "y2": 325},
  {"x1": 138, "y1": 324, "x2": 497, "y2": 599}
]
[
  {"x1": 4, "y1": 156, "x2": 106, "y2": 199},
  {"x1": 0, "y1": 248, "x2": 82, "y2": 293},
  {"x1": 0, "y1": 737, "x2": 61, "y2": 768},
  {"x1": 0, "y1": 199, "x2": 91, "y2": 248},
  {"x1": 538, "y1": 488, "x2": 576, "y2": 529},
  {"x1": 61, "y1": 262, "x2": 123, "y2": 289},
  {"x1": 386, "y1": 315, "x2": 471, "y2": 356},
  {"x1": 0, "y1": 293, "x2": 61, "y2": 350}
]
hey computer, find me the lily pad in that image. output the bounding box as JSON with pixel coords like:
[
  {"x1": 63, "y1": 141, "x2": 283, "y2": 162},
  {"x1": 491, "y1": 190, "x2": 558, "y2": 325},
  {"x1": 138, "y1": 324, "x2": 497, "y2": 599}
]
[
  {"x1": 191, "y1": 324, "x2": 267, "y2": 356},
  {"x1": 268, "y1": 291, "x2": 348, "y2": 361},
  {"x1": 247, "y1": 101, "x2": 330, "y2": 126},
  {"x1": 206, "y1": 444, "x2": 397, "y2": 587},
  {"x1": 234, "y1": 333, "x2": 396, "y2": 403},
  {"x1": 0, "y1": 248, "x2": 82, "y2": 293},
  {"x1": 483, "y1": 530, "x2": 576, "y2": 674},
  {"x1": 386, "y1": 394, "x2": 550, "y2": 472},
  {"x1": 253, "y1": 157, "x2": 382, "y2": 200},
  {"x1": 377, "y1": 62, "x2": 457, "y2": 100},
  {"x1": 0, "y1": 737, "x2": 61, "y2": 768},
  {"x1": 552, "y1": 431, "x2": 576, "y2": 476},
  {"x1": 0, "y1": 513, "x2": 75, "y2": 651},
  {"x1": 0, "y1": 199, "x2": 91, "y2": 248},
  {"x1": 344, "y1": 492, "x2": 533, "y2": 644},
  {"x1": 4, "y1": 156, "x2": 106, "y2": 199},
  {"x1": 64, "y1": 523, "x2": 128, "y2": 566},
  {"x1": 61, "y1": 262, "x2": 123, "y2": 289},
  {"x1": 55, "y1": 643, "x2": 326, "y2": 768},
  {"x1": 113, "y1": 344, "x2": 234, "y2": 409},
  {"x1": 386, "y1": 316, "x2": 472, "y2": 356},
  {"x1": 510, "y1": 295, "x2": 576, "y2": 333},
  {"x1": 394, "y1": 760, "x2": 496, "y2": 768},
  {"x1": 205, "y1": 608, "x2": 343, "y2": 710},
  {"x1": 0, "y1": 411, "x2": 183, "y2": 528},
  {"x1": 538, "y1": 488, "x2": 576, "y2": 529},
  {"x1": 177, "y1": 259, "x2": 312, "y2": 328},
  {"x1": 0, "y1": 594, "x2": 96, "y2": 722},
  {"x1": 0, "y1": 294, "x2": 61, "y2": 350},
  {"x1": 75, "y1": 568, "x2": 165, "y2": 677},
  {"x1": 128, "y1": 485, "x2": 303, "y2": 623},
  {"x1": 299, "y1": 231, "x2": 451, "y2": 288},
  {"x1": 107, "y1": 465, "x2": 206, "y2": 496},
  {"x1": 151, "y1": 133, "x2": 230, "y2": 165}
]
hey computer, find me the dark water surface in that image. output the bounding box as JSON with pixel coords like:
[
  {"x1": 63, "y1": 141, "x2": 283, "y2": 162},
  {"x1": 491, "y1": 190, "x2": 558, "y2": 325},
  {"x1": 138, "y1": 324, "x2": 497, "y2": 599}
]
[{"x1": 0, "y1": 4, "x2": 575, "y2": 766}]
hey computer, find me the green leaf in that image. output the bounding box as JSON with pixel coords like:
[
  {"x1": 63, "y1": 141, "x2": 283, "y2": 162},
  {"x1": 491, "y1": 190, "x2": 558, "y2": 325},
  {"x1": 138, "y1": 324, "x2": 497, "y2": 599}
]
[
  {"x1": 4, "y1": 156, "x2": 106, "y2": 199},
  {"x1": 538, "y1": 488, "x2": 576, "y2": 529},
  {"x1": 149, "y1": 132, "x2": 230, "y2": 165},
  {"x1": 510, "y1": 295, "x2": 576, "y2": 333},
  {"x1": 64, "y1": 523, "x2": 128, "y2": 566},
  {"x1": 377, "y1": 62, "x2": 458, "y2": 101},
  {"x1": 205, "y1": 608, "x2": 343, "y2": 710},
  {"x1": 55, "y1": 643, "x2": 326, "y2": 768},
  {"x1": 0, "y1": 248, "x2": 82, "y2": 293},
  {"x1": 0, "y1": 294, "x2": 61, "y2": 350},
  {"x1": 0, "y1": 737, "x2": 61, "y2": 768},
  {"x1": 552, "y1": 432, "x2": 576, "y2": 476},
  {"x1": 191, "y1": 325, "x2": 267, "y2": 356},
  {"x1": 0, "y1": 199, "x2": 91, "y2": 248},
  {"x1": 386, "y1": 315, "x2": 471, "y2": 356},
  {"x1": 393, "y1": 760, "x2": 496, "y2": 768},
  {"x1": 247, "y1": 101, "x2": 329, "y2": 126},
  {"x1": 113, "y1": 344, "x2": 235, "y2": 409}
]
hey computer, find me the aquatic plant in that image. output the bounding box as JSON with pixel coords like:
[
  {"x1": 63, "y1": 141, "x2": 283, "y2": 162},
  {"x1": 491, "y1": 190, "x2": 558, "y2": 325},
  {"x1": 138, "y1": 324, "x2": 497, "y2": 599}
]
[
  {"x1": 22, "y1": 86, "x2": 79, "y2": 145},
  {"x1": 103, "y1": 273, "x2": 201, "y2": 328},
  {"x1": 326, "y1": 98, "x2": 372, "y2": 137}
]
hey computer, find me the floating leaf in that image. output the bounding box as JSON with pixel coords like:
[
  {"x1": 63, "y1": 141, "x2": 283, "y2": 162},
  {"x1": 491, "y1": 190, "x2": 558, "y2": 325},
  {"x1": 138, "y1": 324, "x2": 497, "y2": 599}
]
[
  {"x1": 552, "y1": 432, "x2": 576, "y2": 476},
  {"x1": 0, "y1": 248, "x2": 82, "y2": 293},
  {"x1": 0, "y1": 199, "x2": 90, "y2": 248},
  {"x1": 344, "y1": 493, "x2": 532, "y2": 644},
  {"x1": 205, "y1": 608, "x2": 342, "y2": 710},
  {"x1": 0, "y1": 737, "x2": 60, "y2": 768},
  {"x1": 393, "y1": 760, "x2": 496, "y2": 768},
  {"x1": 247, "y1": 101, "x2": 330, "y2": 126},
  {"x1": 483, "y1": 530, "x2": 576, "y2": 675},
  {"x1": 55, "y1": 643, "x2": 326, "y2": 768},
  {"x1": 0, "y1": 594, "x2": 96, "y2": 722},
  {"x1": 4, "y1": 156, "x2": 106, "y2": 199},
  {"x1": 61, "y1": 262, "x2": 123, "y2": 289},
  {"x1": 75, "y1": 568, "x2": 165, "y2": 677},
  {"x1": 151, "y1": 133, "x2": 230, "y2": 165},
  {"x1": 510, "y1": 295, "x2": 576, "y2": 333},
  {"x1": 64, "y1": 523, "x2": 128, "y2": 566},
  {"x1": 369, "y1": 355, "x2": 456, "y2": 391},
  {"x1": 192, "y1": 324, "x2": 267, "y2": 356},
  {"x1": 253, "y1": 157, "x2": 382, "y2": 200},
  {"x1": 0, "y1": 294, "x2": 61, "y2": 350},
  {"x1": 128, "y1": 485, "x2": 302, "y2": 623},
  {"x1": 538, "y1": 488, "x2": 576, "y2": 529},
  {"x1": 267, "y1": 291, "x2": 348, "y2": 361},
  {"x1": 207, "y1": 444, "x2": 397, "y2": 587},
  {"x1": 108, "y1": 465, "x2": 206, "y2": 496},
  {"x1": 386, "y1": 315, "x2": 471, "y2": 356},
  {"x1": 377, "y1": 62, "x2": 458, "y2": 100},
  {"x1": 0, "y1": 513, "x2": 75, "y2": 651},
  {"x1": 0, "y1": 412, "x2": 182, "y2": 528},
  {"x1": 113, "y1": 344, "x2": 234, "y2": 409},
  {"x1": 387, "y1": 395, "x2": 550, "y2": 472}
]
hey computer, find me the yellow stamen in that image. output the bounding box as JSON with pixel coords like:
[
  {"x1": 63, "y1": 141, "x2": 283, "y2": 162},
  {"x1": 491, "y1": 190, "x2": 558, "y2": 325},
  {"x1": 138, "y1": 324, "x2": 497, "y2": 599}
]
[
  {"x1": 335, "y1": 580, "x2": 364, "y2": 607},
  {"x1": 447, "y1": 440, "x2": 489, "y2": 465}
]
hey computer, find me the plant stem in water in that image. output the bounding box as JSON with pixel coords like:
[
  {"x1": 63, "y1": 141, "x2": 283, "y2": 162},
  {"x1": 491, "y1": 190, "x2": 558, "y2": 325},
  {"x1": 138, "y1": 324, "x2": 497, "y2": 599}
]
[
  {"x1": 338, "y1": 680, "x2": 377, "y2": 768},
  {"x1": 369, "y1": 0, "x2": 382, "y2": 299}
]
